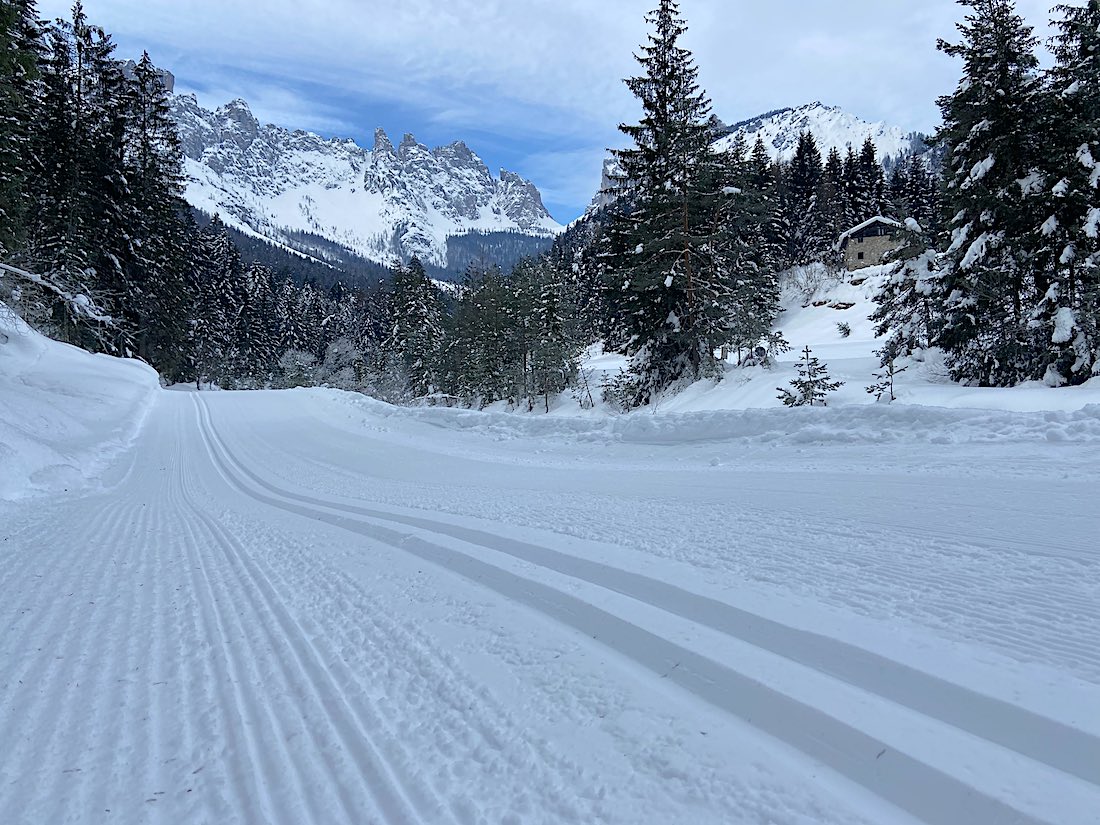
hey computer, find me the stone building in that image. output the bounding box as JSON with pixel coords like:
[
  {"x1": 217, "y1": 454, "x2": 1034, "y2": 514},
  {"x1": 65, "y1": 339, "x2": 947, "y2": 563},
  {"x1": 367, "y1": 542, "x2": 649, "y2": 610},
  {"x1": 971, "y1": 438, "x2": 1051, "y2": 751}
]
[{"x1": 837, "y1": 217, "x2": 902, "y2": 270}]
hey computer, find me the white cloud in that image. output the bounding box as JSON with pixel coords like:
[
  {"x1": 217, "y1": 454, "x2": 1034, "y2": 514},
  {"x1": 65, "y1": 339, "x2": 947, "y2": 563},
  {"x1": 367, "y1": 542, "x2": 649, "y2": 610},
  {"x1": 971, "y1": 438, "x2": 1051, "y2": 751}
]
[{"x1": 37, "y1": 0, "x2": 1064, "y2": 217}]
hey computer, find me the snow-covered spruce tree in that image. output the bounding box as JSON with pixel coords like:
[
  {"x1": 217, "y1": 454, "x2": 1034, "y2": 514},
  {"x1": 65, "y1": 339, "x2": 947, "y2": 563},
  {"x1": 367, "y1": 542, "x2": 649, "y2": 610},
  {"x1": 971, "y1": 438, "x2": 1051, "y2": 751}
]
[
  {"x1": 190, "y1": 216, "x2": 243, "y2": 388},
  {"x1": 18, "y1": 3, "x2": 134, "y2": 353},
  {"x1": 935, "y1": 0, "x2": 1046, "y2": 386},
  {"x1": 1031, "y1": 0, "x2": 1100, "y2": 384},
  {"x1": 871, "y1": 218, "x2": 945, "y2": 357},
  {"x1": 747, "y1": 136, "x2": 786, "y2": 274},
  {"x1": 444, "y1": 263, "x2": 518, "y2": 407},
  {"x1": 602, "y1": 0, "x2": 727, "y2": 407},
  {"x1": 121, "y1": 51, "x2": 193, "y2": 371},
  {"x1": 821, "y1": 147, "x2": 848, "y2": 246},
  {"x1": 0, "y1": 0, "x2": 43, "y2": 257},
  {"x1": 780, "y1": 131, "x2": 827, "y2": 267},
  {"x1": 777, "y1": 346, "x2": 844, "y2": 407},
  {"x1": 235, "y1": 261, "x2": 278, "y2": 386},
  {"x1": 529, "y1": 261, "x2": 579, "y2": 412},
  {"x1": 853, "y1": 137, "x2": 887, "y2": 220},
  {"x1": 904, "y1": 155, "x2": 942, "y2": 234},
  {"x1": 713, "y1": 139, "x2": 782, "y2": 364},
  {"x1": 385, "y1": 256, "x2": 445, "y2": 400}
]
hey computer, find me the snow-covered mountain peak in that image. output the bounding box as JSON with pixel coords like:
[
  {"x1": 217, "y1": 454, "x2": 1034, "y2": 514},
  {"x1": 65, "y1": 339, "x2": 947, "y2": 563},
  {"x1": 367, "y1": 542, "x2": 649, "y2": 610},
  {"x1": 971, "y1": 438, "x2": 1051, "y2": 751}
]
[
  {"x1": 170, "y1": 96, "x2": 562, "y2": 269},
  {"x1": 715, "y1": 102, "x2": 919, "y2": 163}
]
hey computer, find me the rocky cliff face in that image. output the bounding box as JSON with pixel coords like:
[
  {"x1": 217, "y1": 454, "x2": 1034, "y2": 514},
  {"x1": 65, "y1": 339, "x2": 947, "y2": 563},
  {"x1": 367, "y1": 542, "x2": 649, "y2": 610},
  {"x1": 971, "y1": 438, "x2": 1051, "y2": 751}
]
[{"x1": 170, "y1": 95, "x2": 561, "y2": 268}]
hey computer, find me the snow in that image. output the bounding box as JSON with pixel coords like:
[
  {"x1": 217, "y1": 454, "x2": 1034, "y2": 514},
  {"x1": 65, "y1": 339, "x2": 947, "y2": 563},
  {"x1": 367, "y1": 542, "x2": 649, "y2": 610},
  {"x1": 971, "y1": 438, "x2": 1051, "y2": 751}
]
[
  {"x1": 965, "y1": 154, "x2": 995, "y2": 186},
  {"x1": 713, "y1": 102, "x2": 915, "y2": 163},
  {"x1": 172, "y1": 95, "x2": 562, "y2": 269},
  {"x1": 1085, "y1": 207, "x2": 1100, "y2": 239},
  {"x1": 1053, "y1": 307, "x2": 1077, "y2": 345},
  {"x1": 3, "y1": 280, "x2": 1100, "y2": 824},
  {"x1": 959, "y1": 231, "x2": 1002, "y2": 271},
  {"x1": 1017, "y1": 171, "x2": 1044, "y2": 196},
  {"x1": 837, "y1": 216, "x2": 902, "y2": 247},
  {"x1": 0, "y1": 303, "x2": 158, "y2": 501}
]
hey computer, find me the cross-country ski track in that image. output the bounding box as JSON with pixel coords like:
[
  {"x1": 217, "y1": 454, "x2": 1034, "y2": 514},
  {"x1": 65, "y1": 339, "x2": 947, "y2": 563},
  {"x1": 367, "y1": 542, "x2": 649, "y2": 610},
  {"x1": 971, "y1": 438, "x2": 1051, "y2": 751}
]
[{"x1": 2, "y1": 384, "x2": 1099, "y2": 824}]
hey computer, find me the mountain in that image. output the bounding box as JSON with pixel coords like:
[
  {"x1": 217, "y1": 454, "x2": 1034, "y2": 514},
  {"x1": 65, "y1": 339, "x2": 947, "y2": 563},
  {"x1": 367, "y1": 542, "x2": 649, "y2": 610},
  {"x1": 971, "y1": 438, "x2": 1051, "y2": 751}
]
[
  {"x1": 713, "y1": 102, "x2": 924, "y2": 164},
  {"x1": 586, "y1": 103, "x2": 927, "y2": 215},
  {"x1": 169, "y1": 95, "x2": 562, "y2": 271}
]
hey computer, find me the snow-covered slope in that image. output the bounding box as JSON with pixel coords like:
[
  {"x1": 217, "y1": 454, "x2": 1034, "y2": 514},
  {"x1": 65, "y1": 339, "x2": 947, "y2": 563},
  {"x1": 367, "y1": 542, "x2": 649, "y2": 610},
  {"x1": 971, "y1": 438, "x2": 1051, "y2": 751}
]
[
  {"x1": 569, "y1": 264, "x2": 1100, "y2": 416},
  {"x1": 714, "y1": 102, "x2": 919, "y2": 163},
  {"x1": 171, "y1": 95, "x2": 562, "y2": 269},
  {"x1": 588, "y1": 103, "x2": 922, "y2": 214},
  {"x1": 0, "y1": 304, "x2": 159, "y2": 501}
]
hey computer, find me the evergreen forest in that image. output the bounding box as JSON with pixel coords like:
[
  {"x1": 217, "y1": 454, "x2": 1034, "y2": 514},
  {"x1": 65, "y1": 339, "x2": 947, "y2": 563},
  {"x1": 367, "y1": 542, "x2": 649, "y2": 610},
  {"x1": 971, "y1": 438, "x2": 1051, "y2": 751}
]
[{"x1": 2, "y1": 0, "x2": 1098, "y2": 408}]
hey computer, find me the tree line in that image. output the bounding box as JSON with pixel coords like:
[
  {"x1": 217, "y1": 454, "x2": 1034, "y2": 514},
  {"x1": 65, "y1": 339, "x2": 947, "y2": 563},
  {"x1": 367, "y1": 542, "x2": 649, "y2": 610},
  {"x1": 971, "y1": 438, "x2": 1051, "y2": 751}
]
[{"x1": 4, "y1": 0, "x2": 1096, "y2": 410}]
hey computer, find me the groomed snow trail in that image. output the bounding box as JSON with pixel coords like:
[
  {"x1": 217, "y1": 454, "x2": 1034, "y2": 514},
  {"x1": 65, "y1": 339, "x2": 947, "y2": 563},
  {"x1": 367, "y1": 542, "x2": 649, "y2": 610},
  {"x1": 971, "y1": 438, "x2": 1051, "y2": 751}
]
[{"x1": 2, "y1": 387, "x2": 1099, "y2": 824}]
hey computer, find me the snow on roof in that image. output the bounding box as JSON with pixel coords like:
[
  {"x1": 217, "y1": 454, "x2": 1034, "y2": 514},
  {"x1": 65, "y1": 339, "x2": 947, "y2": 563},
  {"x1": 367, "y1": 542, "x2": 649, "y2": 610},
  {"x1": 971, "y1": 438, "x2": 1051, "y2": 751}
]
[
  {"x1": 837, "y1": 216, "x2": 903, "y2": 246},
  {"x1": 840, "y1": 216, "x2": 902, "y2": 242}
]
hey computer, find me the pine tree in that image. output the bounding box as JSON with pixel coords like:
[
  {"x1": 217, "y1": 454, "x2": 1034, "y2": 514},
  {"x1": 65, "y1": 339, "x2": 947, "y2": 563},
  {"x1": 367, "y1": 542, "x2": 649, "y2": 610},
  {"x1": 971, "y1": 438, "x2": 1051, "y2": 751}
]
[
  {"x1": 603, "y1": 0, "x2": 723, "y2": 406},
  {"x1": 1034, "y1": 0, "x2": 1100, "y2": 384},
  {"x1": 777, "y1": 345, "x2": 844, "y2": 406},
  {"x1": 866, "y1": 347, "x2": 909, "y2": 402},
  {"x1": 529, "y1": 261, "x2": 578, "y2": 411},
  {"x1": 191, "y1": 216, "x2": 242, "y2": 388},
  {"x1": 0, "y1": 0, "x2": 43, "y2": 257},
  {"x1": 121, "y1": 51, "x2": 191, "y2": 368},
  {"x1": 237, "y1": 262, "x2": 278, "y2": 385},
  {"x1": 385, "y1": 256, "x2": 444, "y2": 399},
  {"x1": 854, "y1": 137, "x2": 887, "y2": 219},
  {"x1": 841, "y1": 145, "x2": 862, "y2": 231},
  {"x1": 935, "y1": 0, "x2": 1045, "y2": 385},
  {"x1": 19, "y1": 3, "x2": 132, "y2": 352},
  {"x1": 781, "y1": 131, "x2": 827, "y2": 266},
  {"x1": 821, "y1": 146, "x2": 847, "y2": 245},
  {"x1": 747, "y1": 136, "x2": 785, "y2": 271}
]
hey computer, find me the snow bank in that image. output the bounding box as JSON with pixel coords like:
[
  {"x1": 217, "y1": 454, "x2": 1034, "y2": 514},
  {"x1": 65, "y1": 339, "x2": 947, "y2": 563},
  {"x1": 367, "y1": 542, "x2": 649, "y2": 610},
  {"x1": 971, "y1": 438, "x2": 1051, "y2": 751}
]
[
  {"x1": 0, "y1": 304, "x2": 159, "y2": 501},
  {"x1": 320, "y1": 389, "x2": 1100, "y2": 449}
]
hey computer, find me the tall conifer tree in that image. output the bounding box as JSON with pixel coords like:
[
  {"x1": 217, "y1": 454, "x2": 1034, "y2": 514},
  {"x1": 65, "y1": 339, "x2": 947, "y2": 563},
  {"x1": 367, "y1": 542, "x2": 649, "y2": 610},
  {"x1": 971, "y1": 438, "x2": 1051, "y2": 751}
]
[
  {"x1": 604, "y1": 0, "x2": 723, "y2": 406},
  {"x1": 935, "y1": 0, "x2": 1044, "y2": 385}
]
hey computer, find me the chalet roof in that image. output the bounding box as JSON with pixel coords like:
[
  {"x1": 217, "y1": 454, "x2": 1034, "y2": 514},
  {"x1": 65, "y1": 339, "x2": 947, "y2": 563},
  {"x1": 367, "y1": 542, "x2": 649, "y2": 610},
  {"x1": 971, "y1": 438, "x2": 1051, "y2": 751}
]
[{"x1": 837, "y1": 216, "x2": 903, "y2": 246}]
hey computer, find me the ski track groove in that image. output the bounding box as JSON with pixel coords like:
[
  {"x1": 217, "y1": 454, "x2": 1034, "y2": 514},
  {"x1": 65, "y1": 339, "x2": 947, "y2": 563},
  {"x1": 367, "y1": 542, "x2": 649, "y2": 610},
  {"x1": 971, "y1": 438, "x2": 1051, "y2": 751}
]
[
  {"x1": 172, "y1": 423, "x2": 319, "y2": 825},
  {"x1": 182, "y1": 399, "x2": 433, "y2": 824},
  {"x1": 196, "y1": 396, "x2": 1100, "y2": 790},
  {"x1": 193, "y1": 395, "x2": 1073, "y2": 825},
  {"x1": 0, "y1": 499, "x2": 131, "y2": 819},
  {"x1": 190, "y1": 395, "x2": 608, "y2": 824}
]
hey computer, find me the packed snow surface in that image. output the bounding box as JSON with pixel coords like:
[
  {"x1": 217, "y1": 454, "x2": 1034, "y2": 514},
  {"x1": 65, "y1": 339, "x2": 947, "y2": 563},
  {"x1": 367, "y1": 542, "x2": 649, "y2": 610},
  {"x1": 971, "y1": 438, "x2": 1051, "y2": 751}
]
[{"x1": 2, "y1": 295, "x2": 1099, "y2": 824}]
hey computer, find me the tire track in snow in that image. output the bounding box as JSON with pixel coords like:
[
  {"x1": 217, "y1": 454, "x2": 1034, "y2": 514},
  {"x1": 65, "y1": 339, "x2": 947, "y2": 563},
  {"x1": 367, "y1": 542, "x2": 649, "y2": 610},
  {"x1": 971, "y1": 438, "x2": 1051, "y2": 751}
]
[
  {"x1": 195, "y1": 395, "x2": 1100, "y2": 790},
  {"x1": 193, "y1": 395, "x2": 1068, "y2": 825}
]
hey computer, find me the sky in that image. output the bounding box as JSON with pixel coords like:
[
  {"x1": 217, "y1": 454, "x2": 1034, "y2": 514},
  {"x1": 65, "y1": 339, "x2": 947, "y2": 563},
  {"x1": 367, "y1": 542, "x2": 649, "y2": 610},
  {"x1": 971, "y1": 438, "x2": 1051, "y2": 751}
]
[{"x1": 37, "y1": 0, "x2": 1059, "y2": 223}]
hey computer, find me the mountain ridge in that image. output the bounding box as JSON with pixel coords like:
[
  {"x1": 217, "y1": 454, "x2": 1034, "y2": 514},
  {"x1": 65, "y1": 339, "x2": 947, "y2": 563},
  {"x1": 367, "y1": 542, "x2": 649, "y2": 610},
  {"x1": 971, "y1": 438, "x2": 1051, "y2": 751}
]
[
  {"x1": 170, "y1": 94, "x2": 562, "y2": 270},
  {"x1": 586, "y1": 102, "x2": 927, "y2": 216}
]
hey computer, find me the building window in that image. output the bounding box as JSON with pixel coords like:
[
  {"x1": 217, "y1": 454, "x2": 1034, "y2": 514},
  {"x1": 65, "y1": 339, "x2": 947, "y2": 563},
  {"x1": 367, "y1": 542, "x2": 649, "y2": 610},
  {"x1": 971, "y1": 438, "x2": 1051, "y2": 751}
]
[
  {"x1": 857, "y1": 252, "x2": 865, "y2": 261},
  {"x1": 857, "y1": 236, "x2": 864, "y2": 243}
]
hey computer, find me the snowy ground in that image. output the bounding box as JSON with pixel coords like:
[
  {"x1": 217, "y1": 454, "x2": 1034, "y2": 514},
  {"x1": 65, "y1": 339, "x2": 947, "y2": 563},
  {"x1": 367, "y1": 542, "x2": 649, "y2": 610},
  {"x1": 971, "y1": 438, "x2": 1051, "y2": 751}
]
[{"x1": 2, "y1": 296, "x2": 1099, "y2": 825}]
